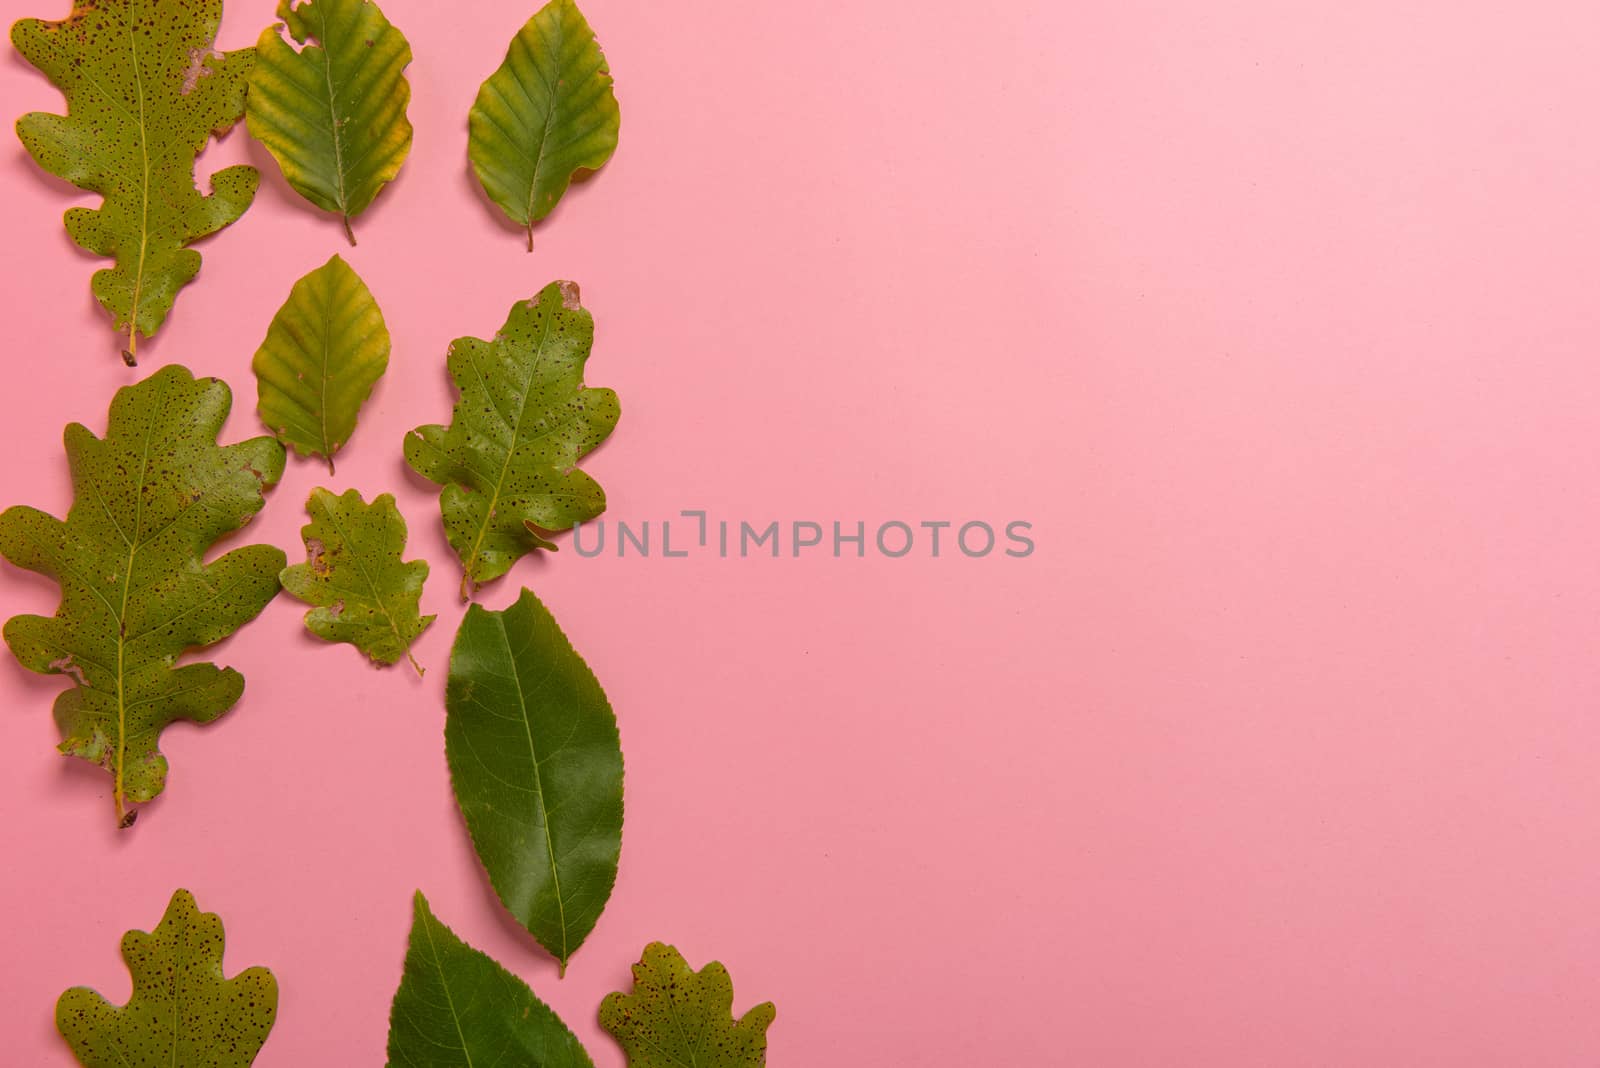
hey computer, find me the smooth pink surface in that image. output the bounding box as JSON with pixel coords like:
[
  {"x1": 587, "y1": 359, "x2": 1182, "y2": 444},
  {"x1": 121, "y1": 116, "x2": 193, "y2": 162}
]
[{"x1": 3, "y1": 0, "x2": 1600, "y2": 1064}]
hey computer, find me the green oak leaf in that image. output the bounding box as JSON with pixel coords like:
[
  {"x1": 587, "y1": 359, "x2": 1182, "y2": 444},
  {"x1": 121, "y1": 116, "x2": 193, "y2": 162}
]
[
  {"x1": 246, "y1": 0, "x2": 414, "y2": 244},
  {"x1": 12, "y1": 0, "x2": 260, "y2": 364},
  {"x1": 446, "y1": 588, "x2": 623, "y2": 973},
  {"x1": 468, "y1": 0, "x2": 620, "y2": 249},
  {"x1": 0, "y1": 365, "x2": 286, "y2": 827},
  {"x1": 386, "y1": 891, "x2": 596, "y2": 1068},
  {"x1": 252, "y1": 254, "x2": 390, "y2": 473},
  {"x1": 403, "y1": 282, "x2": 619, "y2": 600},
  {"x1": 600, "y1": 943, "x2": 775, "y2": 1068},
  {"x1": 279, "y1": 487, "x2": 433, "y2": 675},
  {"x1": 56, "y1": 889, "x2": 278, "y2": 1068}
]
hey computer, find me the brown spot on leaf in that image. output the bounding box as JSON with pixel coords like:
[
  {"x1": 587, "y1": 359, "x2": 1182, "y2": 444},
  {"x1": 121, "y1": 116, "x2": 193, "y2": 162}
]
[
  {"x1": 308, "y1": 538, "x2": 330, "y2": 576},
  {"x1": 557, "y1": 281, "x2": 582, "y2": 310},
  {"x1": 49, "y1": 656, "x2": 87, "y2": 685},
  {"x1": 182, "y1": 46, "x2": 221, "y2": 94}
]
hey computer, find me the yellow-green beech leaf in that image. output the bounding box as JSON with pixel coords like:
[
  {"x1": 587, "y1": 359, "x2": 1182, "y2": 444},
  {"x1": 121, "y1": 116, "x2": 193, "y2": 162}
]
[
  {"x1": 246, "y1": 0, "x2": 414, "y2": 244},
  {"x1": 280, "y1": 487, "x2": 433, "y2": 674},
  {"x1": 403, "y1": 282, "x2": 618, "y2": 600},
  {"x1": 468, "y1": 0, "x2": 620, "y2": 250},
  {"x1": 386, "y1": 891, "x2": 596, "y2": 1068},
  {"x1": 252, "y1": 254, "x2": 389, "y2": 473},
  {"x1": 0, "y1": 365, "x2": 286, "y2": 827},
  {"x1": 12, "y1": 0, "x2": 260, "y2": 364},
  {"x1": 56, "y1": 889, "x2": 278, "y2": 1068},
  {"x1": 600, "y1": 943, "x2": 776, "y2": 1068},
  {"x1": 446, "y1": 588, "x2": 623, "y2": 974}
]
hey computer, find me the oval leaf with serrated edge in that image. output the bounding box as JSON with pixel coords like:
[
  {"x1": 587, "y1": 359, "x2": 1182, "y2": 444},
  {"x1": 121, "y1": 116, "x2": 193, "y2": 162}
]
[
  {"x1": 600, "y1": 943, "x2": 775, "y2": 1068},
  {"x1": 446, "y1": 588, "x2": 623, "y2": 973},
  {"x1": 0, "y1": 365, "x2": 286, "y2": 827},
  {"x1": 468, "y1": 0, "x2": 620, "y2": 249},
  {"x1": 246, "y1": 0, "x2": 414, "y2": 243},
  {"x1": 386, "y1": 892, "x2": 596, "y2": 1068},
  {"x1": 253, "y1": 255, "x2": 389, "y2": 473},
  {"x1": 403, "y1": 282, "x2": 618, "y2": 600},
  {"x1": 57, "y1": 889, "x2": 278, "y2": 1068},
  {"x1": 13, "y1": 0, "x2": 260, "y2": 362},
  {"x1": 280, "y1": 488, "x2": 433, "y2": 674}
]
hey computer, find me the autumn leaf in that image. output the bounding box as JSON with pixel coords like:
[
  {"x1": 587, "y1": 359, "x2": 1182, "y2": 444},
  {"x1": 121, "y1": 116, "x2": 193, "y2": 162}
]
[
  {"x1": 446, "y1": 588, "x2": 623, "y2": 974},
  {"x1": 0, "y1": 365, "x2": 286, "y2": 826},
  {"x1": 386, "y1": 891, "x2": 596, "y2": 1068},
  {"x1": 468, "y1": 0, "x2": 620, "y2": 249},
  {"x1": 56, "y1": 889, "x2": 278, "y2": 1067},
  {"x1": 279, "y1": 487, "x2": 433, "y2": 674},
  {"x1": 246, "y1": 0, "x2": 414, "y2": 244},
  {"x1": 252, "y1": 254, "x2": 390, "y2": 473},
  {"x1": 600, "y1": 943, "x2": 775, "y2": 1068},
  {"x1": 12, "y1": 0, "x2": 260, "y2": 363},
  {"x1": 403, "y1": 282, "x2": 619, "y2": 599}
]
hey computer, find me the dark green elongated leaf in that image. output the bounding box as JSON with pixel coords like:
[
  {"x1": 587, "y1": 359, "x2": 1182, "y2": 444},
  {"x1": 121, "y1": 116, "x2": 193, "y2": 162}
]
[
  {"x1": 279, "y1": 487, "x2": 433, "y2": 674},
  {"x1": 446, "y1": 588, "x2": 623, "y2": 973},
  {"x1": 13, "y1": 0, "x2": 260, "y2": 363},
  {"x1": 57, "y1": 889, "x2": 278, "y2": 1068},
  {"x1": 252, "y1": 254, "x2": 390, "y2": 473},
  {"x1": 0, "y1": 365, "x2": 286, "y2": 827},
  {"x1": 386, "y1": 891, "x2": 596, "y2": 1068},
  {"x1": 246, "y1": 0, "x2": 414, "y2": 244},
  {"x1": 403, "y1": 282, "x2": 619, "y2": 600},
  {"x1": 600, "y1": 943, "x2": 775, "y2": 1068},
  {"x1": 468, "y1": 0, "x2": 620, "y2": 249}
]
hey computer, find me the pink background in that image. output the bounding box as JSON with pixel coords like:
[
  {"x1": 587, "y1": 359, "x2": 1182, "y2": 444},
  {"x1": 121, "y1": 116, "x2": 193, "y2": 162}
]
[{"x1": 3, "y1": 0, "x2": 1600, "y2": 1063}]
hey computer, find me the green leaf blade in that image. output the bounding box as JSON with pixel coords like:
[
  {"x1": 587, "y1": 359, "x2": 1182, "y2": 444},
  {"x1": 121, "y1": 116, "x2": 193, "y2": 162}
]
[
  {"x1": 253, "y1": 254, "x2": 390, "y2": 472},
  {"x1": 246, "y1": 0, "x2": 414, "y2": 241},
  {"x1": 468, "y1": 0, "x2": 620, "y2": 248},
  {"x1": 445, "y1": 588, "x2": 623, "y2": 971},
  {"x1": 12, "y1": 0, "x2": 260, "y2": 359},
  {"x1": 403, "y1": 281, "x2": 618, "y2": 598},
  {"x1": 0, "y1": 365, "x2": 286, "y2": 826},
  {"x1": 280, "y1": 487, "x2": 433, "y2": 673},
  {"x1": 56, "y1": 889, "x2": 278, "y2": 1068},
  {"x1": 386, "y1": 891, "x2": 596, "y2": 1068},
  {"x1": 600, "y1": 943, "x2": 776, "y2": 1068}
]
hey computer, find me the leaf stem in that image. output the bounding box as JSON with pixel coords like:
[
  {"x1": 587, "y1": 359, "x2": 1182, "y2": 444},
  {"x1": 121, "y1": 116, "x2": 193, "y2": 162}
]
[
  {"x1": 526, "y1": 221, "x2": 535, "y2": 252},
  {"x1": 123, "y1": 324, "x2": 138, "y2": 367},
  {"x1": 342, "y1": 214, "x2": 356, "y2": 246},
  {"x1": 406, "y1": 650, "x2": 424, "y2": 678}
]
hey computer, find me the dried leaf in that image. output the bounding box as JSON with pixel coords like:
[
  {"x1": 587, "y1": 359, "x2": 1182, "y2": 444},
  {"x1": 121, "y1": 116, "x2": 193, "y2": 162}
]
[
  {"x1": 56, "y1": 889, "x2": 278, "y2": 1067},
  {"x1": 403, "y1": 282, "x2": 618, "y2": 599},
  {"x1": 252, "y1": 254, "x2": 390, "y2": 473},
  {"x1": 279, "y1": 487, "x2": 433, "y2": 673},
  {"x1": 601, "y1": 943, "x2": 775, "y2": 1068},
  {"x1": 385, "y1": 891, "x2": 595, "y2": 1068},
  {"x1": 12, "y1": 0, "x2": 260, "y2": 362},
  {"x1": 446, "y1": 588, "x2": 623, "y2": 973},
  {"x1": 0, "y1": 365, "x2": 286, "y2": 826},
  {"x1": 468, "y1": 0, "x2": 620, "y2": 249},
  {"x1": 246, "y1": 0, "x2": 413, "y2": 243}
]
